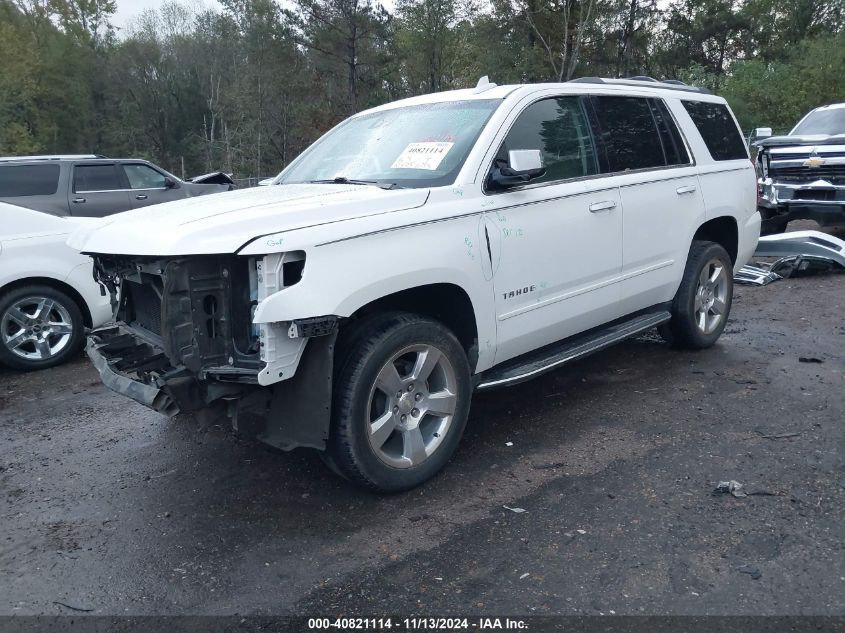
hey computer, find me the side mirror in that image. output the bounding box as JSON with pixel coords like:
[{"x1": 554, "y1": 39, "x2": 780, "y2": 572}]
[
  {"x1": 164, "y1": 176, "x2": 178, "y2": 189},
  {"x1": 753, "y1": 127, "x2": 772, "y2": 140},
  {"x1": 489, "y1": 149, "x2": 546, "y2": 189}
]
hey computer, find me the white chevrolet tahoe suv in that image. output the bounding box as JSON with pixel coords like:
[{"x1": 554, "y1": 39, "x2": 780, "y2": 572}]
[{"x1": 70, "y1": 77, "x2": 760, "y2": 492}]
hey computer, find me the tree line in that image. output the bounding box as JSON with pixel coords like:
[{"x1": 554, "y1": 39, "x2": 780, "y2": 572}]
[{"x1": 1, "y1": 0, "x2": 843, "y2": 180}]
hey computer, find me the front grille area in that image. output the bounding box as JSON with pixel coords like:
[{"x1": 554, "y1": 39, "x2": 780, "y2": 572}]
[
  {"x1": 770, "y1": 164, "x2": 845, "y2": 184},
  {"x1": 793, "y1": 189, "x2": 839, "y2": 202},
  {"x1": 770, "y1": 151, "x2": 845, "y2": 160},
  {"x1": 94, "y1": 254, "x2": 261, "y2": 378}
]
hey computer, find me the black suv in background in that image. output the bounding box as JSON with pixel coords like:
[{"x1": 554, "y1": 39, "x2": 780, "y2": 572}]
[{"x1": 0, "y1": 155, "x2": 234, "y2": 218}]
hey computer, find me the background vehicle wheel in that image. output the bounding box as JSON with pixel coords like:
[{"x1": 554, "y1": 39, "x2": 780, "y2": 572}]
[
  {"x1": 0, "y1": 285, "x2": 86, "y2": 371},
  {"x1": 660, "y1": 241, "x2": 733, "y2": 349},
  {"x1": 325, "y1": 312, "x2": 472, "y2": 493}
]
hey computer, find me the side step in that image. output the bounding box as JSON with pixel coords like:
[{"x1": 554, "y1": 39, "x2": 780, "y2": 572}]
[{"x1": 476, "y1": 309, "x2": 671, "y2": 390}]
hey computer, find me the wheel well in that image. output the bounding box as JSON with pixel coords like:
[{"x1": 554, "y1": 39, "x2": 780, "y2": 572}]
[
  {"x1": 693, "y1": 217, "x2": 738, "y2": 263},
  {"x1": 347, "y1": 283, "x2": 479, "y2": 367},
  {"x1": 0, "y1": 277, "x2": 93, "y2": 327}
]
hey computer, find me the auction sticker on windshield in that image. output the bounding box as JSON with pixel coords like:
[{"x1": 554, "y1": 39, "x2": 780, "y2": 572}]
[{"x1": 391, "y1": 142, "x2": 454, "y2": 170}]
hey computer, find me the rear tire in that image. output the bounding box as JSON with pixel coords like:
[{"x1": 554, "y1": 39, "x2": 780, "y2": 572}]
[
  {"x1": 660, "y1": 241, "x2": 733, "y2": 349},
  {"x1": 325, "y1": 312, "x2": 472, "y2": 493},
  {"x1": 0, "y1": 284, "x2": 86, "y2": 371}
]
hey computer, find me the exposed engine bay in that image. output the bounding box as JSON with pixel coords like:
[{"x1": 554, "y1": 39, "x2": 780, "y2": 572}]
[{"x1": 86, "y1": 253, "x2": 334, "y2": 451}]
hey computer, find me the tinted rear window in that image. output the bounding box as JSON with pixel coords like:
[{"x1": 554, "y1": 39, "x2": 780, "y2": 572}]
[
  {"x1": 651, "y1": 99, "x2": 690, "y2": 166},
  {"x1": 0, "y1": 164, "x2": 60, "y2": 197},
  {"x1": 73, "y1": 164, "x2": 122, "y2": 192},
  {"x1": 682, "y1": 101, "x2": 747, "y2": 161},
  {"x1": 591, "y1": 96, "x2": 666, "y2": 172}
]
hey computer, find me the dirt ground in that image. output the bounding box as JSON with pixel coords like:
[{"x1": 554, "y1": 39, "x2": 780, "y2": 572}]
[{"x1": 1, "y1": 251, "x2": 844, "y2": 617}]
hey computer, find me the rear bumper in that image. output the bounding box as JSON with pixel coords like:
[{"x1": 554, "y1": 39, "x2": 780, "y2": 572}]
[{"x1": 736, "y1": 211, "x2": 762, "y2": 269}]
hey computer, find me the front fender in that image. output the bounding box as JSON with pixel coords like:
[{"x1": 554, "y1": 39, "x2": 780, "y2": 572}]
[{"x1": 251, "y1": 214, "x2": 497, "y2": 373}]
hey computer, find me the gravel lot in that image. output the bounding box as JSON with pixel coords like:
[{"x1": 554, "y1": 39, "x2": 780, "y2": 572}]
[{"x1": 1, "y1": 256, "x2": 844, "y2": 617}]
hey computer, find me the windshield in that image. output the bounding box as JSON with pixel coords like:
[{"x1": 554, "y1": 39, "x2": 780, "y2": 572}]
[
  {"x1": 280, "y1": 100, "x2": 501, "y2": 188},
  {"x1": 791, "y1": 107, "x2": 845, "y2": 136}
]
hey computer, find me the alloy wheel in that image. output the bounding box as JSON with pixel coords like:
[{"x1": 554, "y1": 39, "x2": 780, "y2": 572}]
[
  {"x1": 366, "y1": 344, "x2": 458, "y2": 469},
  {"x1": 1, "y1": 296, "x2": 75, "y2": 362},
  {"x1": 694, "y1": 258, "x2": 729, "y2": 334}
]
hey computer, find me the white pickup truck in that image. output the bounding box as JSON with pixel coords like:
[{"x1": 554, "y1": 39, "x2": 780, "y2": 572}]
[{"x1": 71, "y1": 77, "x2": 760, "y2": 492}]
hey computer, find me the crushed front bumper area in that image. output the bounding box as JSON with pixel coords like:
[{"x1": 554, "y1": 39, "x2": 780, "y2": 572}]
[
  {"x1": 761, "y1": 200, "x2": 845, "y2": 230},
  {"x1": 87, "y1": 325, "x2": 250, "y2": 416},
  {"x1": 87, "y1": 324, "x2": 336, "y2": 452},
  {"x1": 758, "y1": 180, "x2": 845, "y2": 230}
]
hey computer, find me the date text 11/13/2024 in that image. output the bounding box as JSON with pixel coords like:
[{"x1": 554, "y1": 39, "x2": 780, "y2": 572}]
[{"x1": 307, "y1": 617, "x2": 529, "y2": 630}]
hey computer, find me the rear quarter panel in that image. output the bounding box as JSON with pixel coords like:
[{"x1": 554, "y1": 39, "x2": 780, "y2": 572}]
[{"x1": 668, "y1": 98, "x2": 760, "y2": 269}]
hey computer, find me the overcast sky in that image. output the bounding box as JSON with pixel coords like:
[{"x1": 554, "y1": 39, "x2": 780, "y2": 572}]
[
  {"x1": 113, "y1": 0, "x2": 396, "y2": 30},
  {"x1": 113, "y1": 0, "x2": 222, "y2": 29}
]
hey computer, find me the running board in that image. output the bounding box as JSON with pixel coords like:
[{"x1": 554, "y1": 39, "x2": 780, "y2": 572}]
[{"x1": 476, "y1": 309, "x2": 671, "y2": 390}]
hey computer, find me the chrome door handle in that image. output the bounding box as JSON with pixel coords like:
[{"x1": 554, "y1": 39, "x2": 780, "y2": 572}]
[
  {"x1": 676, "y1": 185, "x2": 697, "y2": 195},
  {"x1": 589, "y1": 200, "x2": 617, "y2": 213},
  {"x1": 135, "y1": 194, "x2": 148, "y2": 200},
  {"x1": 72, "y1": 197, "x2": 86, "y2": 203}
]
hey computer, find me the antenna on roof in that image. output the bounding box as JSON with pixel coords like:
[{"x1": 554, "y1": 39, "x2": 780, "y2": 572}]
[{"x1": 473, "y1": 76, "x2": 497, "y2": 94}]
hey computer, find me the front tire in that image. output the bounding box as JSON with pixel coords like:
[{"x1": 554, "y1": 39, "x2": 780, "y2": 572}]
[
  {"x1": 325, "y1": 312, "x2": 472, "y2": 493},
  {"x1": 660, "y1": 241, "x2": 733, "y2": 349},
  {"x1": 0, "y1": 285, "x2": 86, "y2": 371}
]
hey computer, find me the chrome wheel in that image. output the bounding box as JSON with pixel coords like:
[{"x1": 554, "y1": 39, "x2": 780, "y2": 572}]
[
  {"x1": 694, "y1": 258, "x2": 729, "y2": 334},
  {"x1": 366, "y1": 344, "x2": 458, "y2": 469},
  {"x1": 1, "y1": 296, "x2": 75, "y2": 361}
]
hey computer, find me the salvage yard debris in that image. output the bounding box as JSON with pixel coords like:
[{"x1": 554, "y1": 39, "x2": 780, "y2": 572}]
[
  {"x1": 734, "y1": 264, "x2": 781, "y2": 285},
  {"x1": 738, "y1": 564, "x2": 763, "y2": 580},
  {"x1": 735, "y1": 231, "x2": 845, "y2": 285},
  {"x1": 758, "y1": 431, "x2": 802, "y2": 439},
  {"x1": 714, "y1": 480, "x2": 747, "y2": 497},
  {"x1": 52, "y1": 601, "x2": 94, "y2": 612},
  {"x1": 714, "y1": 479, "x2": 780, "y2": 496}
]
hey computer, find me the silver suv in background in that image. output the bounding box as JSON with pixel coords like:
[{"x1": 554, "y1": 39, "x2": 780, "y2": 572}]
[
  {"x1": 0, "y1": 155, "x2": 235, "y2": 218},
  {"x1": 753, "y1": 103, "x2": 845, "y2": 233}
]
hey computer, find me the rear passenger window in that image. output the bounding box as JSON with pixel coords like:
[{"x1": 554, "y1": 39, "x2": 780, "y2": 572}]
[
  {"x1": 494, "y1": 96, "x2": 599, "y2": 185},
  {"x1": 682, "y1": 101, "x2": 747, "y2": 161},
  {"x1": 0, "y1": 164, "x2": 60, "y2": 197},
  {"x1": 591, "y1": 96, "x2": 666, "y2": 172},
  {"x1": 73, "y1": 164, "x2": 122, "y2": 192},
  {"x1": 651, "y1": 99, "x2": 690, "y2": 166}
]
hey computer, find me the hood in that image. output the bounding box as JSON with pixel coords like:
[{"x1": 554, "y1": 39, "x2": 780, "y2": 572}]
[
  {"x1": 68, "y1": 183, "x2": 430, "y2": 256},
  {"x1": 756, "y1": 133, "x2": 845, "y2": 148}
]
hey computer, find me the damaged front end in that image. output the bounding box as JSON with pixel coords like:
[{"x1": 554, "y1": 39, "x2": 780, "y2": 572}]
[
  {"x1": 88, "y1": 255, "x2": 263, "y2": 415},
  {"x1": 756, "y1": 140, "x2": 845, "y2": 231},
  {"x1": 187, "y1": 171, "x2": 236, "y2": 187},
  {"x1": 87, "y1": 252, "x2": 337, "y2": 451}
]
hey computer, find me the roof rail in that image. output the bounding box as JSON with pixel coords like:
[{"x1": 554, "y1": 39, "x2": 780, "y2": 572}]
[
  {"x1": 0, "y1": 154, "x2": 107, "y2": 162},
  {"x1": 566, "y1": 76, "x2": 712, "y2": 95}
]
